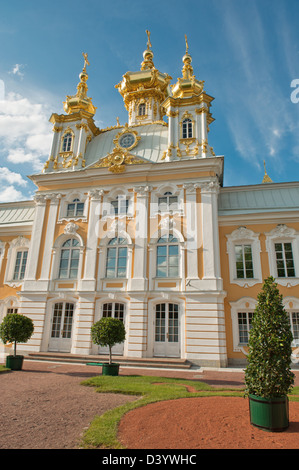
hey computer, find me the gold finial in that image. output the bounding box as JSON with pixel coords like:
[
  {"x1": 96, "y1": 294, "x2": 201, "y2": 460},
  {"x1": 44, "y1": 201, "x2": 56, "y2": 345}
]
[
  {"x1": 82, "y1": 52, "x2": 90, "y2": 72},
  {"x1": 262, "y1": 160, "x2": 273, "y2": 183},
  {"x1": 185, "y1": 34, "x2": 189, "y2": 54},
  {"x1": 141, "y1": 29, "x2": 154, "y2": 70},
  {"x1": 146, "y1": 30, "x2": 152, "y2": 50}
]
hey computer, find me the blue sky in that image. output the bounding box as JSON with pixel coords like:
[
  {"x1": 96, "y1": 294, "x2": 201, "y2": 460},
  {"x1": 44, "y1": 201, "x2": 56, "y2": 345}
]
[{"x1": 0, "y1": 0, "x2": 299, "y2": 201}]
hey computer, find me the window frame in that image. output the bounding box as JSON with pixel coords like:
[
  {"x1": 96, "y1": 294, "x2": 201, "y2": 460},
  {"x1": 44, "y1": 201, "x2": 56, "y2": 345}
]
[
  {"x1": 58, "y1": 238, "x2": 80, "y2": 280},
  {"x1": 266, "y1": 225, "x2": 299, "y2": 287},
  {"x1": 105, "y1": 237, "x2": 128, "y2": 279},
  {"x1": 156, "y1": 234, "x2": 180, "y2": 278},
  {"x1": 158, "y1": 192, "x2": 178, "y2": 214},
  {"x1": 226, "y1": 227, "x2": 262, "y2": 287},
  {"x1": 182, "y1": 118, "x2": 193, "y2": 139}
]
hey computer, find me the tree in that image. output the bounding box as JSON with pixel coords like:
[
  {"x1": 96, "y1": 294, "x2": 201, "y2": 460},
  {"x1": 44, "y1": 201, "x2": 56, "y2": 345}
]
[
  {"x1": 91, "y1": 317, "x2": 126, "y2": 365},
  {"x1": 0, "y1": 313, "x2": 34, "y2": 357},
  {"x1": 245, "y1": 276, "x2": 294, "y2": 398}
]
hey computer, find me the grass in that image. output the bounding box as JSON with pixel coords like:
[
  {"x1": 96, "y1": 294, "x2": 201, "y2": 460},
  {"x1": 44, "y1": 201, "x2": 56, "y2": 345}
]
[
  {"x1": 79, "y1": 374, "x2": 246, "y2": 449},
  {"x1": 0, "y1": 364, "x2": 10, "y2": 373},
  {"x1": 80, "y1": 374, "x2": 299, "y2": 449}
]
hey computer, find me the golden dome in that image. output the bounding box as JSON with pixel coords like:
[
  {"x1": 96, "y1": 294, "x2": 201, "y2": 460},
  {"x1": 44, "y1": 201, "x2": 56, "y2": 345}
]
[{"x1": 63, "y1": 52, "x2": 97, "y2": 116}]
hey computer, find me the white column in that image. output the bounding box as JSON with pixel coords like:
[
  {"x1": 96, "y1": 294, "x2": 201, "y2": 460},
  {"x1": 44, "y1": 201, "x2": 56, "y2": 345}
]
[
  {"x1": 200, "y1": 180, "x2": 222, "y2": 290},
  {"x1": 81, "y1": 189, "x2": 103, "y2": 290},
  {"x1": 130, "y1": 186, "x2": 150, "y2": 291},
  {"x1": 25, "y1": 195, "x2": 47, "y2": 282},
  {"x1": 183, "y1": 183, "x2": 200, "y2": 283},
  {"x1": 39, "y1": 194, "x2": 61, "y2": 283}
]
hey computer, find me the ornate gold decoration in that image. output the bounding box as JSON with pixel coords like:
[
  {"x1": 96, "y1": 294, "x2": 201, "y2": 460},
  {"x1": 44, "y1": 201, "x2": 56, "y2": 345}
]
[
  {"x1": 262, "y1": 160, "x2": 273, "y2": 183},
  {"x1": 113, "y1": 124, "x2": 141, "y2": 150},
  {"x1": 91, "y1": 149, "x2": 147, "y2": 173},
  {"x1": 171, "y1": 36, "x2": 204, "y2": 99},
  {"x1": 63, "y1": 52, "x2": 96, "y2": 116}
]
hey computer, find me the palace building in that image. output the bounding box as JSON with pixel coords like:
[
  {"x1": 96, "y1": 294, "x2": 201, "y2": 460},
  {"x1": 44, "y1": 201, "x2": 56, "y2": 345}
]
[{"x1": 0, "y1": 34, "x2": 299, "y2": 367}]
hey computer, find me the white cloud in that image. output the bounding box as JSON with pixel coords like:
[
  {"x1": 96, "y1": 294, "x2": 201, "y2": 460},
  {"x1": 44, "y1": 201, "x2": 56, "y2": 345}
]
[
  {"x1": 9, "y1": 64, "x2": 25, "y2": 79},
  {"x1": 0, "y1": 185, "x2": 28, "y2": 203},
  {"x1": 0, "y1": 166, "x2": 27, "y2": 187},
  {"x1": 0, "y1": 91, "x2": 53, "y2": 171}
]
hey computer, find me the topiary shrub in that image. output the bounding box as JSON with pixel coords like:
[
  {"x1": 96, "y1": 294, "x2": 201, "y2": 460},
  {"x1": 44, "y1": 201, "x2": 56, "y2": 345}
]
[
  {"x1": 0, "y1": 313, "x2": 34, "y2": 357},
  {"x1": 245, "y1": 276, "x2": 295, "y2": 398},
  {"x1": 91, "y1": 317, "x2": 126, "y2": 364}
]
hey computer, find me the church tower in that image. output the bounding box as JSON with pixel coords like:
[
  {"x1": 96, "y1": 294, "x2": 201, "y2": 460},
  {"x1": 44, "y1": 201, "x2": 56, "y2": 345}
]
[
  {"x1": 43, "y1": 53, "x2": 99, "y2": 172},
  {"x1": 115, "y1": 31, "x2": 172, "y2": 126},
  {"x1": 163, "y1": 36, "x2": 215, "y2": 161}
]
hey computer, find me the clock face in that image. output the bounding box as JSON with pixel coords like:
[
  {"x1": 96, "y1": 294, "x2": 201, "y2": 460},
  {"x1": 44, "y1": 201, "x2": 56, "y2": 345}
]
[{"x1": 119, "y1": 133, "x2": 135, "y2": 149}]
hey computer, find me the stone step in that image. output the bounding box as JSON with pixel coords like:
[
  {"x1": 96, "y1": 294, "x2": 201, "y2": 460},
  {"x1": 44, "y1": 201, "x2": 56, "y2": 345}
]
[{"x1": 25, "y1": 352, "x2": 192, "y2": 370}]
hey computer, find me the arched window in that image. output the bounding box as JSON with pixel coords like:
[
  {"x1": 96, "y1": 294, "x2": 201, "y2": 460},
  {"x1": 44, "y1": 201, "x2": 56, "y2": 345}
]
[
  {"x1": 182, "y1": 118, "x2": 193, "y2": 139},
  {"x1": 62, "y1": 133, "x2": 73, "y2": 152},
  {"x1": 58, "y1": 238, "x2": 80, "y2": 279},
  {"x1": 67, "y1": 198, "x2": 84, "y2": 217},
  {"x1": 138, "y1": 103, "x2": 146, "y2": 116},
  {"x1": 158, "y1": 192, "x2": 178, "y2": 212},
  {"x1": 106, "y1": 237, "x2": 128, "y2": 278},
  {"x1": 156, "y1": 235, "x2": 179, "y2": 278}
]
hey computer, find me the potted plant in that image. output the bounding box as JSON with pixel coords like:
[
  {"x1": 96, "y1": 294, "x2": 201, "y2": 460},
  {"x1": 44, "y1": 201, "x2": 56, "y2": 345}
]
[
  {"x1": 245, "y1": 276, "x2": 295, "y2": 431},
  {"x1": 0, "y1": 313, "x2": 34, "y2": 370},
  {"x1": 91, "y1": 317, "x2": 126, "y2": 376}
]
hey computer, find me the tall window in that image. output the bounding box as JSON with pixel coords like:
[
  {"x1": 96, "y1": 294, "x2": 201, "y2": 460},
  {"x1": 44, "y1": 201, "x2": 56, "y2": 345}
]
[
  {"x1": 13, "y1": 250, "x2": 28, "y2": 280},
  {"x1": 58, "y1": 239, "x2": 80, "y2": 279},
  {"x1": 102, "y1": 302, "x2": 124, "y2": 321},
  {"x1": 67, "y1": 198, "x2": 84, "y2": 217},
  {"x1": 106, "y1": 237, "x2": 127, "y2": 278},
  {"x1": 51, "y1": 302, "x2": 74, "y2": 339},
  {"x1": 138, "y1": 103, "x2": 146, "y2": 116},
  {"x1": 238, "y1": 311, "x2": 253, "y2": 344},
  {"x1": 156, "y1": 235, "x2": 179, "y2": 278},
  {"x1": 235, "y1": 245, "x2": 254, "y2": 279},
  {"x1": 110, "y1": 196, "x2": 129, "y2": 216},
  {"x1": 290, "y1": 312, "x2": 299, "y2": 345},
  {"x1": 158, "y1": 192, "x2": 178, "y2": 212},
  {"x1": 182, "y1": 118, "x2": 193, "y2": 139},
  {"x1": 275, "y1": 242, "x2": 295, "y2": 277},
  {"x1": 62, "y1": 133, "x2": 73, "y2": 152}
]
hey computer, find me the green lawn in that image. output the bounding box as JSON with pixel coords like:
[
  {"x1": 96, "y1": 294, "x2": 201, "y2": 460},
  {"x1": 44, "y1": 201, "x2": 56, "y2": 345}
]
[
  {"x1": 0, "y1": 364, "x2": 10, "y2": 372},
  {"x1": 80, "y1": 374, "x2": 245, "y2": 449},
  {"x1": 80, "y1": 374, "x2": 299, "y2": 449}
]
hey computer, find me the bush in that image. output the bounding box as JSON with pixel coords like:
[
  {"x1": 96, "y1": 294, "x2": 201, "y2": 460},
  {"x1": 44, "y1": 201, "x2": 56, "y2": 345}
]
[
  {"x1": 0, "y1": 313, "x2": 34, "y2": 357},
  {"x1": 245, "y1": 277, "x2": 294, "y2": 398},
  {"x1": 91, "y1": 317, "x2": 126, "y2": 364}
]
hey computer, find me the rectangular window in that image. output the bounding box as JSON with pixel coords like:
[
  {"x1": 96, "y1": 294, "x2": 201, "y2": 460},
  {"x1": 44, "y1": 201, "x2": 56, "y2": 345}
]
[
  {"x1": 238, "y1": 312, "x2": 253, "y2": 344},
  {"x1": 275, "y1": 243, "x2": 295, "y2": 277},
  {"x1": 111, "y1": 198, "x2": 129, "y2": 216},
  {"x1": 13, "y1": 250, "x2": 28, "y2": 280},
  {"x1": 290, "y1": 312, "x2": 299, "y2": 345},
  {"x1": 235, "y1": 245, "x2": 254, "y2": 279},
  {"x1": 7, "y1": 308, "x2": 18, "y2": 314}
]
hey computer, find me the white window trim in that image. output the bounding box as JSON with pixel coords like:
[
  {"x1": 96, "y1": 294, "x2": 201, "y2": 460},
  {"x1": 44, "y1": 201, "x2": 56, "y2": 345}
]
[
  {"x1": 230, "y1": 297, "x2": 257, "y2": 353},
  {"x1": 283, "y1": 297, "x2": 299, "y2": 348},
  {"x1": 98, "y1": 229, "x2": 133, "y2": 282},
  {"x1": 58, "y1": 191, "x2": 89, "y2": 223},
  {"x1": 51, "y1": 229, "x2": 85, "y2": 281},
  {"x1": 102, "y1": 188, "x2": 133, "y2": 219},
  {"x1": 4, "y1": 236, "x2": 30, "y2": 287},
  {"x1": 226, "y1": 227, "x2": 262, "y2": 287},
  {"x1": 0, "y1": 295, "x2": 20, "y2": 323},
  {"x1": 151, "y1": 183, "x2": 184, "y2": 217},
  {"x1": 265, "y1": 224, "x2": 299, "y2": 287}
]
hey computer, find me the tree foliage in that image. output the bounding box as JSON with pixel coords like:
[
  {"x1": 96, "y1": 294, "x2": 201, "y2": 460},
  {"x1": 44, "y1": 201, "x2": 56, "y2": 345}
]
[
  {"x1": 0, "y1": 313, "x2": 34, "y2": 357},
  {"x1": 91, "y1": 317, "x2": 126, "y2": 364},
  {"x1": 245, "y1": 277, "x2": 294, "y2": 398}
]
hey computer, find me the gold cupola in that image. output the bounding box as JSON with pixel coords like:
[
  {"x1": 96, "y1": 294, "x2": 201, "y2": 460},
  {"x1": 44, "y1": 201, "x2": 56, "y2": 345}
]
[
  {"x1": 171, "y1": 35, "x2": 205, "y2": 99},
  {"x1": 63, "y1": 53, "x2": 97, "y2": 116},
  {"x1": 115, "y1": 30, "x2": 172, "y2": 126}
]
